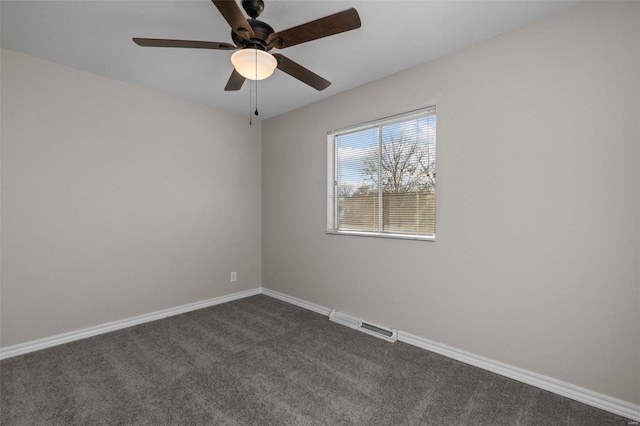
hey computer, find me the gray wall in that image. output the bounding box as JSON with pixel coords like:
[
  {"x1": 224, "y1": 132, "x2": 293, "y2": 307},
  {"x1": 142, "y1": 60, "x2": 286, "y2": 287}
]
[
  {"x1": 262, "y1": 2, "x2": 639, "y2": 404},
  {"x1": 1, "y1": 49, "x2": 262, "y2": 347}
]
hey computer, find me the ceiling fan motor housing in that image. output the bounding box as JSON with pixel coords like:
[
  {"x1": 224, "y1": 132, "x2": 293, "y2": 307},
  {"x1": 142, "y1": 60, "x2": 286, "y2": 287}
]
[{"x1": 232, "y1": 19, "x2": 274, "y2": 51}]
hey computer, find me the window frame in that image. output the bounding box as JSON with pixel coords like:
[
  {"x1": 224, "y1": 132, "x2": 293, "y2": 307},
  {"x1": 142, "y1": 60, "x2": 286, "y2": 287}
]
[{"x1": 326, "y1": 106, "x2": 436, "y2": 242}]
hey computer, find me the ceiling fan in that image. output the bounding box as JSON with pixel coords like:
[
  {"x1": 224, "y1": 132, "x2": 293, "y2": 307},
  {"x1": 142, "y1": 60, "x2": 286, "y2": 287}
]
[{"x1": 133, "y1": 0, "x2": 361, "y2": 92}]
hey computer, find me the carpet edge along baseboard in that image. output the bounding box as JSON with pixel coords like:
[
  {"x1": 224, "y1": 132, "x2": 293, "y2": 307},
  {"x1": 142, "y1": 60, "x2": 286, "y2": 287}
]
[{"x1": 1, "y1": 286, "x2": 637, "y2": 422}]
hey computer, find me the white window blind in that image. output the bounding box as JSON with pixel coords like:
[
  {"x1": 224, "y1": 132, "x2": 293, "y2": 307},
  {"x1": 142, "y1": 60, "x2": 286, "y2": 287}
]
[{"x1": 327, "y1": 107, "x2": 436, "y2": 240}]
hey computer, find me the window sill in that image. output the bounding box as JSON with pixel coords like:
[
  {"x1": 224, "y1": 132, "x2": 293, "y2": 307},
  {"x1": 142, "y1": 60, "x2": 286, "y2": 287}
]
[{"x1": 326, "y1": 229, "x2": 435, "y2": 242}]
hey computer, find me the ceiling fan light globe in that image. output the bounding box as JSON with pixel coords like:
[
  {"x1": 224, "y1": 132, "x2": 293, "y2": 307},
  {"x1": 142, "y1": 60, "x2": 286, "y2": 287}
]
[{"x1": 231, "y1": 49, "x2": 277, "y2": 80}]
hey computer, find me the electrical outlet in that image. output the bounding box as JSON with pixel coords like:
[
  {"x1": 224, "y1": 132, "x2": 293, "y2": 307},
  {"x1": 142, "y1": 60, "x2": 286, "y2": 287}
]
[{"x1": 230, "y1": 272, "x2": 237, "y2": 282}]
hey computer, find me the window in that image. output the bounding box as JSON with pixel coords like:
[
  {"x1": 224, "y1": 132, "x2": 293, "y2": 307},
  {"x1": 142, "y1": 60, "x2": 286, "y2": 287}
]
[{"x1": 327, "y1": 107, "x2": 436, "y2": 240}]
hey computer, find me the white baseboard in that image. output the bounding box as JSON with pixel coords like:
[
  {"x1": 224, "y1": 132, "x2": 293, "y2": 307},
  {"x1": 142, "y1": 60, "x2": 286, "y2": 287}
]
[
  {"x1": 0, "y1": 287, "x2": 261, "y2": 360},
  {"x1": 2, "y1": 286, "x2": 637, "y2": 421},
  {"x1": 261, "y1": 287, "x2": 332, "y2": 316}
]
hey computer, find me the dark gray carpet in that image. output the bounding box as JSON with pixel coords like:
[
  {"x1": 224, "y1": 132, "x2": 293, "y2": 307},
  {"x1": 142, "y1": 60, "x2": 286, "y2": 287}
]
[{"x1": 0, "y1": 295, "x2": 631, "y2": 425}]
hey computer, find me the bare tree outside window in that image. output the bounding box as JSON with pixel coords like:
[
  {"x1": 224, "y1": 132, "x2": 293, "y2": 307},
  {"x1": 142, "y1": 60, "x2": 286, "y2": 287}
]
[{"x1": 359, "y1": 133, "x2": 435, "y2": 195}]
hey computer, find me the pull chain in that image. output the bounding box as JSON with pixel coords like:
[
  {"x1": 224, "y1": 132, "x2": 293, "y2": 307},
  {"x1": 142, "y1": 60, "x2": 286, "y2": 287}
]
[
  {"x1": 254, "y1": 80, "x2": 259, "y2": 117},
  {"x1": 254, "y1": 48, "x2": 259, "y2": 117},
  {"x1": 248, "y1": 48, "x2": 261, "y2": 125},
  {"x1": 249, "y1": 70, "x2": 252, "y2": 125}
]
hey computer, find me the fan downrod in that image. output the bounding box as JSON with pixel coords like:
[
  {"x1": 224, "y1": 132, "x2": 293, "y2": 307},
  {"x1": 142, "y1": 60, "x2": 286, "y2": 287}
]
[{"x1": 242, "y1": 0, "x2": 264, "y2": 19}]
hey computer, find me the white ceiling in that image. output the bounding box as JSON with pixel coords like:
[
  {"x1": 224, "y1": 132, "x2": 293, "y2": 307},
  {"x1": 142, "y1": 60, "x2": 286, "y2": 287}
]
[{"x1": 1, "y1": 0, "x2": 580, "y2": 120}]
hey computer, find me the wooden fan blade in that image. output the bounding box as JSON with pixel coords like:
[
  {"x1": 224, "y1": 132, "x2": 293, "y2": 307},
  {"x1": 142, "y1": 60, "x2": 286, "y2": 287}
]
[
  {"x1": 133, "y1": 38, "x2": 236, "y2": 50},
  {"x1": 268, "y1": 8, "x2": 360, "y2": 49},
  {"x1": 211, "y1": 0, "x2": 255, "y2": 41},
  {"x1": 273, "y1": 54, "x2": 330, "y2": 91},
  {"x1": 225, "y1": 69, "x2": 246, "y2": 91}
]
